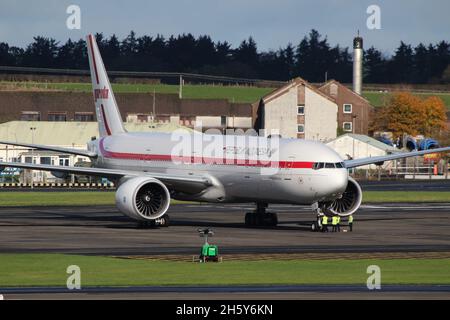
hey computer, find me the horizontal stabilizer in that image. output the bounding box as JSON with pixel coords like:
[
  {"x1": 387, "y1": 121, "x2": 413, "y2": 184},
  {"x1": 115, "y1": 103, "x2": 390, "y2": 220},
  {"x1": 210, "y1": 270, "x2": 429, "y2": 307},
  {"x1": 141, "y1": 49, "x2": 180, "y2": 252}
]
[
  {"x1": 0, "y1": 161, "x2": 212, "y2": 193},
  {"x1": 0, "y1": 140, "x2": 97, "y2": 158}
]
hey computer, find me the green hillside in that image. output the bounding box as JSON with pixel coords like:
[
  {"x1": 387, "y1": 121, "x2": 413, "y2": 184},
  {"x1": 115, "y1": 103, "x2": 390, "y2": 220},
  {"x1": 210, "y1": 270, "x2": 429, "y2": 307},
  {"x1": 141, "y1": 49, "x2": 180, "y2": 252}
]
[
  {"x1": 363, "y1": 90, "x2": 450, "y2": 110},
  {"x1": 2, "y1": 81, "x2": 274, "y2": 104}
]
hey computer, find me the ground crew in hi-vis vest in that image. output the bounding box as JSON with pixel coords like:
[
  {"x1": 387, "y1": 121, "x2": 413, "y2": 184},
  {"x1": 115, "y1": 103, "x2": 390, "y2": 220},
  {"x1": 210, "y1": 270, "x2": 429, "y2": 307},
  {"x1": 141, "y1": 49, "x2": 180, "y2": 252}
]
[
  {"x1": 331, "y1": 215, "x2": 338, "y2": 232},
  {"x1": 336, "y1": 215, "x2": 341, "y2": 232},
  {"x1": 321, "y1": 215, "x2": 329, "y2": 232},
  {"x1": 348, "y1": 215, "x2": 353, "y2": 232}
]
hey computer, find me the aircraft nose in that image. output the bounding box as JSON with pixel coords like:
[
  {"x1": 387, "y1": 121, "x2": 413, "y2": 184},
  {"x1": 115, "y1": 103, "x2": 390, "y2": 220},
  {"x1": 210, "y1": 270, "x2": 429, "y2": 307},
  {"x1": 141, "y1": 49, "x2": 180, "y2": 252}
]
[
  {"x1": 334, "y1": 170, "x2": 349, "y2": 193},
  {"x1": 323, "y1": 170, "x2": 348, "y2": 197}
]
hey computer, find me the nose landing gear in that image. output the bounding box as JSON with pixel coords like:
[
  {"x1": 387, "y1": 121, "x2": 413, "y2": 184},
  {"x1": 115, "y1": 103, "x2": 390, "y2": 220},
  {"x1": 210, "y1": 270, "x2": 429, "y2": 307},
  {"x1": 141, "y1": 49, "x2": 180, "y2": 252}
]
[{"x1": 244, "y1": 203, "x2": 278, "y2": 227}]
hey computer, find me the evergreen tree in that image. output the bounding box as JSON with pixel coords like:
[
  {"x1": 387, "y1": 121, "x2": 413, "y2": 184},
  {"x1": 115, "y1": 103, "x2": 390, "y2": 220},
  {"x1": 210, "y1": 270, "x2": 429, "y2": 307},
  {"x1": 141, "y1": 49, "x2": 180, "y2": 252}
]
[
  {"x1": 0, "y1": 43, "x2": 16, "y2": 66},
  {"x1": 364, "y1": 46, "x2": 386, "y2": 83},
  {"x1": 389, "y1": 41, "x2": 414, "y2": 83},
  {"x1": 1, "y1": 30, "x2": 449, "y2": 83},
  {"x1": 22, "y1": 36, "x2": 59, "y2": 67},
  {"x1": 413, "y1": 43, "x2": 431, "y2": 83},
  {"x1": 56, "y1": 38, "x2": 76, "y2": 68},
  {"x1": 234, "y1": 37, "x2": 258, "y2": 68}
]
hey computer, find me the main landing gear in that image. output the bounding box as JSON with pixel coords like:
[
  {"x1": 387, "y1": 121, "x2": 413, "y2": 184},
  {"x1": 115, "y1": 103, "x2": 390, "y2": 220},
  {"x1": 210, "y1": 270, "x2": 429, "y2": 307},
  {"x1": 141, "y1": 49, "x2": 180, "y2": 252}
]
[
  {"x1": 137, "y1": 214, "x2": 170, "y2": 228},
  {"x1": 310, "y1": 202, "x2": 322, "y2": 232},
  {"x1": 245, "y1": 203, "x2": 278, "y2": 227}
]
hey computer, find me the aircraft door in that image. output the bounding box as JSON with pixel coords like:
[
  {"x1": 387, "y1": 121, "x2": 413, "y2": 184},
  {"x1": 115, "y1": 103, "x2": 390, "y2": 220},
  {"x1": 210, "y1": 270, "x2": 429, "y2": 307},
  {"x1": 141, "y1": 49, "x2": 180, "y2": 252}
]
[{"x1": 285, "y1": 156, "x2": 295, "y2": 178}]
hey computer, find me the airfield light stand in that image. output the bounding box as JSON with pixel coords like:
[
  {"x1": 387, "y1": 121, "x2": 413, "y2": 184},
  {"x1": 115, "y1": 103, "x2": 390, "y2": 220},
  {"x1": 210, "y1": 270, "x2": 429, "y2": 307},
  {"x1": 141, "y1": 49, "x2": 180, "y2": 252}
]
[
  {"x1": 152, "y1": 88, "x2": 156, "y2": 123},
  {"x1": 199, "y1": 228, "x2": 213, "y2": 244},
  {"x1": 30, "y1": 127, "x2": 36, "y2": 189},
  {"x1": 71, "y1": 142, "x2": 75, "y2": 185},
  {"x1": 179, "y1": 75, "x2": 183, "y2": 99},
  {"x1": 198, "y1": 228, "x2": 219, "y2": 262}
]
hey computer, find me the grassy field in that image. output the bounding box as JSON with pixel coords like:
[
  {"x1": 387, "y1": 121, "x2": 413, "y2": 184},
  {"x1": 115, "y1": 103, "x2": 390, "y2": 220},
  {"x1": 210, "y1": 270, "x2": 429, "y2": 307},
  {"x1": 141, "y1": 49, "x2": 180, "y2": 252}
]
[
  {"x1": 0, "y1": 190, "x2": 448, "y2": 207},
  {"x1": 0, "y1": 191, "x2": 115, "y2": 206},
  {"x1": 0, "y1": 191, "x2": 196, "y2": 206},
  {"x1": 363, "y1": 90, "x2": 450, "y2": 109},
  {"x1": 362, "y1": 191, "x2": 450, "y2": 203},
  {"x1": 2, "y1": 81, "x2": 274, "y2": 103},
  {"x1": 0, "y1": 254, "x2": 448, "y2": 287}
]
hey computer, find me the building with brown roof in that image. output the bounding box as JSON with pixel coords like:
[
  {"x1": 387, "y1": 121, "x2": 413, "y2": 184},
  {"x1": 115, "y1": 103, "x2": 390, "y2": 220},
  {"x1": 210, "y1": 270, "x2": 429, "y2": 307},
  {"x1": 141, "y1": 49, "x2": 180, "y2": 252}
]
[
  {"x1": 253, "y1": 77, "x2": 338, "y2": 141},
  {"x1": 318, "y1": 80, "x2": 373, "y2": 135}
]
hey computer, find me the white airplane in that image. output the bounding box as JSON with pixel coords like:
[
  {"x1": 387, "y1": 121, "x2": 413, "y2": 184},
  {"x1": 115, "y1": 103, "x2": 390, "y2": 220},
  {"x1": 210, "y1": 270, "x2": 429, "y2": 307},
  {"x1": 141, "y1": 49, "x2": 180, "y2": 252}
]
[{"x1": 0, "y1": 34, "x2": 449, "y2": 228}]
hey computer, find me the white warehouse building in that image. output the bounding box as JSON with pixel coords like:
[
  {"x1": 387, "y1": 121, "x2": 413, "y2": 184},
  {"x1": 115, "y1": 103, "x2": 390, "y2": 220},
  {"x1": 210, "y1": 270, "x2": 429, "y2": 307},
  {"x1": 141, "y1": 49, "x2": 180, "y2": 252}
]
[
  {"x1": 326, "y1": 134, "x2": 399, "y2": 169},
  {"x1": 0, "y1": 121, "x2": 191, "y2": 183}
]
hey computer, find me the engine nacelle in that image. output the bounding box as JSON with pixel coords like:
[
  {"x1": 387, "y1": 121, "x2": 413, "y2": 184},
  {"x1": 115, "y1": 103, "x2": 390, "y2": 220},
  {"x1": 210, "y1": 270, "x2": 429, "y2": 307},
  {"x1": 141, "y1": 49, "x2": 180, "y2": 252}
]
[
  {"x1": 321, "y1": 177, "x2": 362, "y2": 217},
  {"x1": 115, "y1": 177, "x2": 170, "y2": 221}
]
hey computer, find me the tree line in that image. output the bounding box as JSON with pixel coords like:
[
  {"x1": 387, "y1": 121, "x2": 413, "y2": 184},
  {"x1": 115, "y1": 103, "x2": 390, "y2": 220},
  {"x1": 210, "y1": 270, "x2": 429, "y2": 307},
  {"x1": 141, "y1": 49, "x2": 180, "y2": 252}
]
[{"x1": 0, "y1": 29, "x2": 449, "y2": 84}]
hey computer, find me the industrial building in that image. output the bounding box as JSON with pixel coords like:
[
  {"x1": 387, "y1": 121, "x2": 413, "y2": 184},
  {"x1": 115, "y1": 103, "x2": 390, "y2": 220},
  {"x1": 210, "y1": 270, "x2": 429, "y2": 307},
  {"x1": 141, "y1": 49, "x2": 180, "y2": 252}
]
[
  {"x1": 0, "y1": 121, "x2": 191, "y2": 183},
  {"x1": 326, "y1": 133, "x2": 399, "y2": 169},
  {"x1": 253, "y1": 77, "x2": 338, "y2": 141}
]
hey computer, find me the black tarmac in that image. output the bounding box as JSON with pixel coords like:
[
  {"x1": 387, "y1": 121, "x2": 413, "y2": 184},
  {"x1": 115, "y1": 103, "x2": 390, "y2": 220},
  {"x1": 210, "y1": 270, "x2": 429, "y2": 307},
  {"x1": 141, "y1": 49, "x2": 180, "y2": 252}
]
[{"x1": 0, "y1": 200, "x2": 449, "y2": 299}]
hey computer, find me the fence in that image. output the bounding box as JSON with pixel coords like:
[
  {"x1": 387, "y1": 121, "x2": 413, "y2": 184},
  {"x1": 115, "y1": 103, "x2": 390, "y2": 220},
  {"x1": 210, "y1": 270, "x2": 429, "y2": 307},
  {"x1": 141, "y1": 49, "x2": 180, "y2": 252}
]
[
  {"x1": 352, "y1": 160, "x2": 450, "y2": 181},
  {"x1": 0, "y1": 182, "x2": 115, "y2": 189}
]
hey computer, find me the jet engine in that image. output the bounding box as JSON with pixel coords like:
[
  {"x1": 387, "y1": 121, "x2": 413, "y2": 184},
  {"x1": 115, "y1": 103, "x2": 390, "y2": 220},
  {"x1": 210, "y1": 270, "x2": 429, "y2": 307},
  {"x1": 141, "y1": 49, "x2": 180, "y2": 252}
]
[
  {"x1": 115, "y1": 177, "x2": 170, "y2": 221},
  {"x1": 321, "y1": 177, "x2": 362, "y2": 217}
]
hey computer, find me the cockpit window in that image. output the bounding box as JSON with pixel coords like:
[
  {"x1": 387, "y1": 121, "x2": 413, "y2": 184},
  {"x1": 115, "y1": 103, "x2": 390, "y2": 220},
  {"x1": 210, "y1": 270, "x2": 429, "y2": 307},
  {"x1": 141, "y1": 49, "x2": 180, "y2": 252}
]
[{"x1": 313, "y1": 162, "x2": 345, "y2": 170}]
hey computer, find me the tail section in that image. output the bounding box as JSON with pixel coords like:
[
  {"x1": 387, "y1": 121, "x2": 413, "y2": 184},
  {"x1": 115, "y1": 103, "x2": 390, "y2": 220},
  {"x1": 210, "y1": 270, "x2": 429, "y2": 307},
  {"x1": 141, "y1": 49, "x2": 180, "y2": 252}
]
[{"x1": 86, "y1": 34, "x2": 126, "y2": 137}]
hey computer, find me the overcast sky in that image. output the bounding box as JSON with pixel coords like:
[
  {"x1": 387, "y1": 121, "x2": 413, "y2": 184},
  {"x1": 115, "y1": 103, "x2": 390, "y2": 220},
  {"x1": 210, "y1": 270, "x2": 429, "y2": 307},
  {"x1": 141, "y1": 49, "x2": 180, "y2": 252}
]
[{"x1": 0, "y1": 0, "x2": 449, "y2": 56}]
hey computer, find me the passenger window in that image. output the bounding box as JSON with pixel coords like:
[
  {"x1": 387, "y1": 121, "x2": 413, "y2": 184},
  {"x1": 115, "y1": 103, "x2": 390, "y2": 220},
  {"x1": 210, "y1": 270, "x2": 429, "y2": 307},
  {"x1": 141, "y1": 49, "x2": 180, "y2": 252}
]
[
  {"x1": 325, "y1": 163, "x2": 335, "y2": 169},
  {"x1": 335, "y1": 162, "x2": 343, "y2": 168},
  {"x1": 317, "y1": 163, "x2": 324, "y2": 169}
]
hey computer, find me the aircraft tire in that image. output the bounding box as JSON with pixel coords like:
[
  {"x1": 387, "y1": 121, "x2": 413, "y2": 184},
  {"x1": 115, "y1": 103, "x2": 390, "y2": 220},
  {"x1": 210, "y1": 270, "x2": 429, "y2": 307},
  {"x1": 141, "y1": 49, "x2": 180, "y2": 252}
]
[
  {"x1": 137, "y1": 220, "x2": 156, "y2": 229},
  {"x1": 245, "y1": 212, "x2": 258, "y2": 227},
  {"x1": 160, "y1": 214, "x2": 170, "y2": 227},
  {"x1": 268, "y1": 212, "x2": 278, "y2": 227},
  {"x1": 245, "y1": 212, "x2": 252, "y2": 227}
]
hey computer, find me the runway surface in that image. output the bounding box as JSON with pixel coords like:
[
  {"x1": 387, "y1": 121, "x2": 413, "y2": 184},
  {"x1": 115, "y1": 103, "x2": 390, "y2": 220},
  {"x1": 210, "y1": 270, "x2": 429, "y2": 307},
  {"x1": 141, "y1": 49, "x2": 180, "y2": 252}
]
[
  {"x1": 0, "y1": 203, "x2": 449, "y2": 255},
  {"x1": 0, "y1": 202, "x2": 449, "y2": 299},
  {"x1": 1, "y1": 284, "x2": 449, "y2": 300}
]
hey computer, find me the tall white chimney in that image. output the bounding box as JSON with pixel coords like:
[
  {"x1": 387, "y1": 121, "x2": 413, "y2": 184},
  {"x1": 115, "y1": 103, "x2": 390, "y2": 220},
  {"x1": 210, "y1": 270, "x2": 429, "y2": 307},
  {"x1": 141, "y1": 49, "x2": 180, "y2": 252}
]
[{"x1": 353, "y1": 32, "x2": 363, "y2": 95}]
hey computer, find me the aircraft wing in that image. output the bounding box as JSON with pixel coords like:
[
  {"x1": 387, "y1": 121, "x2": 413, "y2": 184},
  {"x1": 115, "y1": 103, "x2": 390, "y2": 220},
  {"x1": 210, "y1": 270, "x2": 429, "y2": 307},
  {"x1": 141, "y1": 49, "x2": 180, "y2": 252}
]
[
  {"x1": 0, "y1": 140, "x2": 97, "y2": 158},
  {"x1": 0, "y1": 161, "x2": 212, "y2": 192},
  {"x1": 344, "y1": 146, "x2": 450, "y2": 168}
]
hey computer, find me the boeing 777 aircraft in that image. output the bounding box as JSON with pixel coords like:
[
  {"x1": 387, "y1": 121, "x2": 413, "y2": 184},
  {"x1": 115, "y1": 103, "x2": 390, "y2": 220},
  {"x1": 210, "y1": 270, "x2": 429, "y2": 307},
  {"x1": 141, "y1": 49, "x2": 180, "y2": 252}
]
[{"x1": 0, "y1": 34, "x2": 449, "y2": 228}]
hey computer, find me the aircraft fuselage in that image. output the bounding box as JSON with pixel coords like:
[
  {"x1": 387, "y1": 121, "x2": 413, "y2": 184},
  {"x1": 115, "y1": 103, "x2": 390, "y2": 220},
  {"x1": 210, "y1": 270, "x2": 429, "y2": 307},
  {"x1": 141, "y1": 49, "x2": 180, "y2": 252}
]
[{"x1": 89, "y1": 132, "x2": 349, "y2": 205}]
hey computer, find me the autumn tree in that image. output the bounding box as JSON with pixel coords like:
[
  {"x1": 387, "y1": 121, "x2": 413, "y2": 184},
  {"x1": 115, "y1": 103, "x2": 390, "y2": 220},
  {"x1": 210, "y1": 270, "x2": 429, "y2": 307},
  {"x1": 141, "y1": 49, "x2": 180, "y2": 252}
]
[
  {"x1": 370, "y1": 92, "x2": 424, "y2": 138},
  {"x1": 370, "y1": 92, "x2": 448, "y2": 139},
  {"x1": 419, "y1": 96, "x2": 447, "y2": 136}
]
